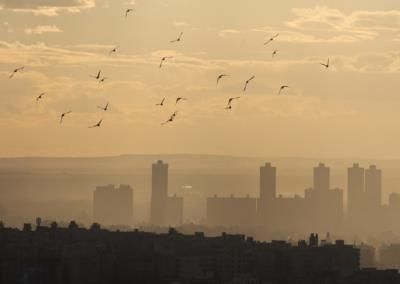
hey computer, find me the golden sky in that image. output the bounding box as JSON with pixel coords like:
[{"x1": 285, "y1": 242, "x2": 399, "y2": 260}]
[{"x1": 1, "y1": 0, "x2": 400, "y2": 158}]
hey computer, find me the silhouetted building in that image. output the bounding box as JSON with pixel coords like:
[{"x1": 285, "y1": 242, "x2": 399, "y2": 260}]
[
  {"x1": 150, "y1": 160, "x2": 169, "y2": 226},
  {"x1": 358, "y1": 244, "x2": 376, "y2": 268},
  {"x1": 150, "y1": 160, "x2": 184, "y2": 226},
  {"x1": 258, "y1": 163, "x2": 276, "y2": 226},
  {"x1": 0, "y1": 224, "x2": 365, "y2": 284},
  {"x1": 347, "y1": 164, "x2": 384, "y2": 232},
  {"x1": 207, "y1": 195, "x2": 257, "y2": 227},
  {"x1": 273, "y1": 194, "x2": 306, "y2": 232},
  {"x1": 304, "y1": 163, "x2": 343, "y2": 232},
  {"x1": 314, "y1": 163, "x2": 330, "y2": 191},
  {"x1": 380, "y1": 244, "x2": 400, "y2": 270},
  {"x1": 348, "y1": 163, "x2": 365, "y2": 226},
  {"x1": 386, "y1": 193, "x2": 400, "y2": 229},
  {"x1": 365, "y1": 165, "x2": 382, "y2": 224},
  {"x1": 93, "y1": 184, "x2": 133, "y2": 226},
  {"x1": 166, "y1": 195, "x2": 184, "y2": 226}
]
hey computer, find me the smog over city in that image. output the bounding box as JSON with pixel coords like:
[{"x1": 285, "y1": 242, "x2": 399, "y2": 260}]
[{"x1": 1, "y1": 0, "x2": 400, "y2": 283}]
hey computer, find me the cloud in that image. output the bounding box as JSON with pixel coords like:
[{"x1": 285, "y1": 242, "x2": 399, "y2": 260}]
[
  {"x1": 287, "y1": 6, "x2": 400, "y2": 40},
  {"x1": 252, "y1": 26, "x2": 359, "y2": 43},
  {"x1": 1, "y1": 40, "x2": 399, "y2": 76},
  {"x1": 252, "y1": 7, "x2": 400, "y2": 44},
  {"x1": 0, "y1": 0, "x2": 95, "y2": 16},
  {"x1": 335, "y1": 52, "x2": 400, "y2": 73},
  {"x1": 218, "y1": 29, "x2": 241, "y2": 39},
  {"x1": 25, "y1": 25, "x2": 62, "y2": 35}
]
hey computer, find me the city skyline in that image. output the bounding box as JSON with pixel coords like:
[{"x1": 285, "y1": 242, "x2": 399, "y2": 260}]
[{"x1": 2, "y1": 1, "x2": 400, "y2": 282}]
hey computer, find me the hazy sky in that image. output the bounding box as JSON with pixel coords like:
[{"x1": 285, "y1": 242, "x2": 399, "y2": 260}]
[{"x1": 1, "y1": 0, "x2": 400, "y2": 158}]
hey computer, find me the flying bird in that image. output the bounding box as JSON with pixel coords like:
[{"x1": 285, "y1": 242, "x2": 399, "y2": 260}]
[
  {"x1": 272, "y1": 50, "x2": 279, "y2": 57},
  {"x1": 60, "y1": 111, "x2": 72, "y2": 124},
  {"x1": 9, "y1": 66, "x2": 24, "y2": 79},
  {"x1": 161, "y1": 111, "x2": 178, "y2": 125},
  {"x1": 109, "y1": 46, "x2": 119, "y2": 55},
  {"x1": 264, "y1": 33, "x2": 279, "y2": 45},
  {"x1": 243, "y1": 76, "x2": 255, "y2": 92},
  {"x1": 97, "y1": 103, "x2": 109, "y2": 111},
  {"x1": 159, "y1": 56, "x2": 173, "y2": 68},
  {"x1": 320, "y1": 58, "x2": 330, "y2": 69},
  {"x1": 91, "y1": 70, "x2": 102, "y2": 80},
  {"x1": 176, "y1": 97, "x2": 187, "y2": 105},
  {"x1": 156, "y1": 98, "x2": 166, "y2": 106},
  {"x1": 225, "y1": 97, "x2": 240, "y2": 110},
  {"x1": 36, "y1": 92, "x2": 45, "y2": 102},
  {"x1": 279, "y1": 85, "x2": 289, "y2": 95},
  {"x1": 89, "y1": 119, "x2": 103, "y2": 128},
  {"x1": 125, "y1": 9, "x2": 133, "y2": 18},
  {"x1": 217, "y1": 74, "x2": 229, "y2": 85},
  {"x1": 170, "y1": 32, "x2": 184, "y2": 43}
]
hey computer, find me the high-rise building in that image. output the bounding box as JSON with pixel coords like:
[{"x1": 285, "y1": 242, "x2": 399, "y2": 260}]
[
  {"x1": 313, "y1": 163, "x2": 330, "y2": 191},
  {"x1": 93, "y1": 184, "x2": 133, "y2": 226},
  {"x1": 150, "y1": 160, "x2": 184, "y2": 226},
  {"x1": 258, "y1": 163, "x2": 276, "y2": 226},
  {"x1": 150, "y1": 160, "x2": 169, "y2": 226},
  {"x1": 365, "y1": 165, "x2": 382, "y2": 210},
  {"x1": 348, "y1": 164, "x2": 365, "y2": 210},
  {"x1": 260, "y1": 163, "x2": 276, "y2": 202},
  {"x1": 304, "y1": 164, "x2": 343, "y2": 233},
  {"x1": 347, "y1": 164, "x2": 365, "y2": 225}
]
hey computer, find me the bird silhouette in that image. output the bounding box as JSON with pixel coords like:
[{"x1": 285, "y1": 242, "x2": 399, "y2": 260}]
[
  {"x1": 89, "y1": 119, "x2": 103, "y2": 128},
  {"x1": 320, "y1": 58, "x2": 330, "y2": 69},
  {"x1": 176, "y1": 97, "x2": 187, "y2": 105},
  {"x1": 109, "y1": 46, "x2": 119, "y2": 55},
  {"x1": 156, "y1": 98, "x2": 166, "y2": 106},
  {"x1": 9, "y1": 66, "x2": 24, "y2": 79},
  {"x1": 160, "y1": 56, "x2": 173, "y2": 68},
  {"x1": 225, "y1": 97, "x2": 240, "y2": 110},
  {"x1": 60, "y1": 111, "x2": 72, "y2": 124},
  {"x1": 161, "y1": 111, "x2": 178, "y2": 125},
  {"x1": 97, "y1": 103, "x2": 109, "y2": 111},
  {"x1": 125, "y1": 9, "x2": 133, "y2": 18},
  {"x1": 91, "y1": 70, "x2": 102, "y2": 80},
  {"x1": 243, "y1": 76, "x2": 255, "y2": 92},
  {"x1": 264, "y1": 33, "x2": 279, "y2": 45},
  {"x1": 217, "y1": 74, "x2": 229, "y2": 85},
  {"x1": 279, "y1": 85, "x2": 289, "y2": 95},
  {"x1": 36, "y1": 93, "x2": 45, "y2": 103},
  {"x1": 170, "y1": 32, "x2": 184, "y2": 43},
  {"x1": 272, "y1": 50, "x2": 279, "y2": 57}
]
